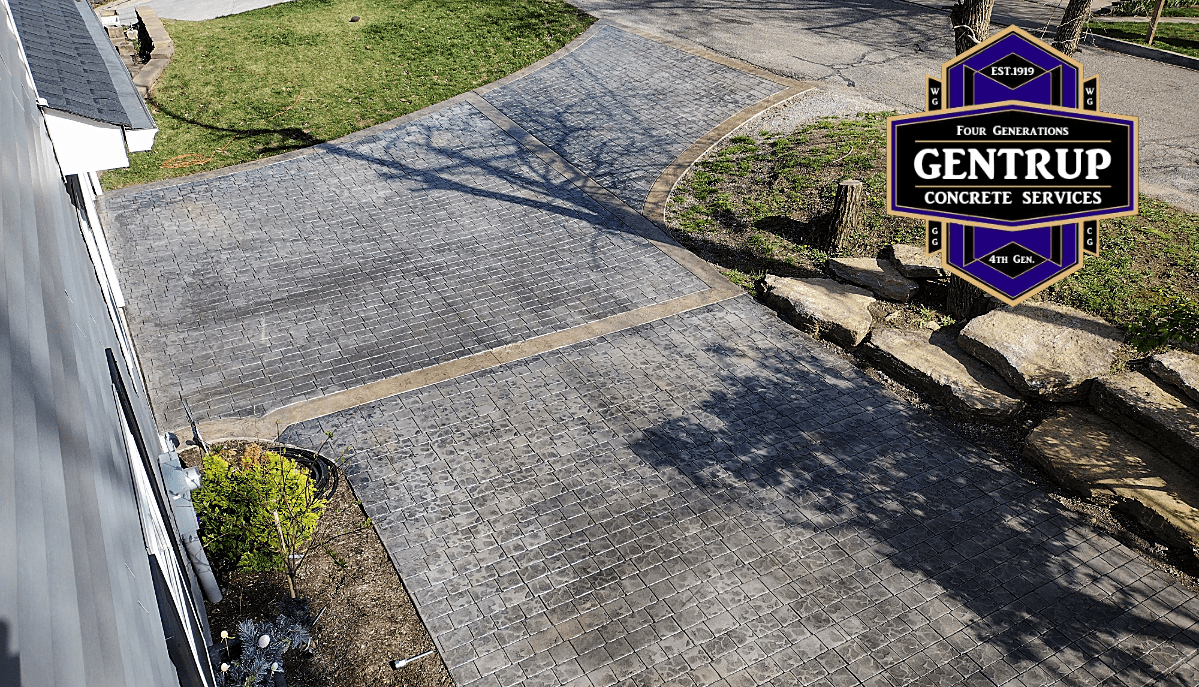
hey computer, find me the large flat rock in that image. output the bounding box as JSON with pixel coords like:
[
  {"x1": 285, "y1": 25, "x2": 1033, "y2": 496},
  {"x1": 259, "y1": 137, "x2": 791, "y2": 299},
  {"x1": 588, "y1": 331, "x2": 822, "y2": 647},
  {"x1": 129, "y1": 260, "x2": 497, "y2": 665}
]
[
  {"x1": 958, "y1": 302, "x2": 1124, "y2": 402},
  {"x1": 1148, "y1": 350, "x2": 1199, "y2": 404},
  {"x1": 827, "y1": 257, "x2": 919, "y2": 302},
  {"x1": 863, "y1": 327, "x2": 1024, "y2": 422},
  {"x1": 1090, "y1": 371, "x2": 1199, "y2": 476},
  {"x1": 1024, "y1": 406, "x2": 1199, "y2": 551},
  {"x1": 759, "y1": 275, "x2": 874, "y2": 348},
  {"x1": 887, "y1": 244, "x2": 946, "y2": 279}
]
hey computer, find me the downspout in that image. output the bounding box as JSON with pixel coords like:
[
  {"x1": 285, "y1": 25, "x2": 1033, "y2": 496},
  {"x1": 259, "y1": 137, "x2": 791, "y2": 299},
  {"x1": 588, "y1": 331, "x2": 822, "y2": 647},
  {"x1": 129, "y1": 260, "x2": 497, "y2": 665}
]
[{"x1": 159, "y1": 436, "x2": 223, "y2": 603}]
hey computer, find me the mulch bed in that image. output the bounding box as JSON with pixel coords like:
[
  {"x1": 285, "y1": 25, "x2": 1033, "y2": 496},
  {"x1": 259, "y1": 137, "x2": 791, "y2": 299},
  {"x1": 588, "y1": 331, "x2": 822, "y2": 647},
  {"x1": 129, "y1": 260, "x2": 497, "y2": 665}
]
[{"x1": 181, "y1": 440, "x2": 453, "y2": 687}]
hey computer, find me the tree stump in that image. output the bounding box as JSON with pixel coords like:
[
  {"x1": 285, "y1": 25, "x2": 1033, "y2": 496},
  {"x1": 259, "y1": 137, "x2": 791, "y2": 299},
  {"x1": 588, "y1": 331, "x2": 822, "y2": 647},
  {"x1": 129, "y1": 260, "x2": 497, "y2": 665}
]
[
  {"x1": 1053, "y1": 0, "x2": 1092, "y2": 54},
  {"x1": 827, "y1": 179, "x2": 864, "y2": 254},
  {"x1": 946, "y1": 275, "x2": 1000, "y2": 320},
  {"x1": 949, "y1": 0, "x2": 997, "y2": 54}
]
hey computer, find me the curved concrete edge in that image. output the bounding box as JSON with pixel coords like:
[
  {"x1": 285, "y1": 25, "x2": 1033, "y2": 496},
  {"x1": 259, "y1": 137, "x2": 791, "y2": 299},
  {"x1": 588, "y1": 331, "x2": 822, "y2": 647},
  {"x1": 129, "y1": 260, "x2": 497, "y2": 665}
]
[
  {"x1": 642, "y1": 85, "x2": 812, "y2": 227},
  {"x1": 1084, "y1": 32, "x2": 1199, "y2": 72},
  {"x1": 100, "y1": 19, "x2": 609, "y2": 198},
  {"x1": 178, "y1": 288, "x2": 745, "y2": 442},
  {"x1": 603, "y1": 19, "x2": 812, "y2": 90}
]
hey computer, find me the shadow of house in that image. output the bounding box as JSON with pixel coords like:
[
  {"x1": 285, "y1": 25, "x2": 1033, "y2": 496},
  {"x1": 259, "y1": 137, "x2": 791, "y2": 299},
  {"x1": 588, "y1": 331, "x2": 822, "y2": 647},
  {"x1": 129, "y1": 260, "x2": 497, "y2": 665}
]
[{"x1": 1, "y1": 0, "x2": 217, "y2": 684}]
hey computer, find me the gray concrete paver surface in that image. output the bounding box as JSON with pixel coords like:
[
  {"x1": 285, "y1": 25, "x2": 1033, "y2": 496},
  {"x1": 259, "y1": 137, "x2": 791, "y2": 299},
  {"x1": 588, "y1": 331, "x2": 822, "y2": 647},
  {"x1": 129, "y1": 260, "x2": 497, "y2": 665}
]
[
  {"x1": 281, "y1": 296, "x2": 1199, "y2": 687},
  {"x1": 104, "y1": 97, "x2": 707, "y2": 429},
  {"x1": 482, "y1": 25, "x2": 784, "y2": 210},
  {"x1": 100, "y1": 19, "x2": 1199, "y2": 687}
]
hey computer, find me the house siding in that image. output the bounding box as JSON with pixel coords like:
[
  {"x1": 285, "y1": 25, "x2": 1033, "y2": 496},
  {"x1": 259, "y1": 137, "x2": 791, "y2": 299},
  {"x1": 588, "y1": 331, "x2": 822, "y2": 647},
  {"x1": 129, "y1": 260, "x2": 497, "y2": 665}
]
[{"x1": 0, "y1": 0, "x2": 209, "y2": 684}]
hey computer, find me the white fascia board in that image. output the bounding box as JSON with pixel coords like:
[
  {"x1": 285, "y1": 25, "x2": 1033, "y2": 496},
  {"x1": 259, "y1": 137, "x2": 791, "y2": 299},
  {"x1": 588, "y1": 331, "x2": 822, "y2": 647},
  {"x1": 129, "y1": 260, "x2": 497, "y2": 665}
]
[
  {"x1": 124, "y1": 126, "x2": 158, "y2": 153},
  {"x1": 41, "y1": 107, "x2": 129, "y2": 175}
]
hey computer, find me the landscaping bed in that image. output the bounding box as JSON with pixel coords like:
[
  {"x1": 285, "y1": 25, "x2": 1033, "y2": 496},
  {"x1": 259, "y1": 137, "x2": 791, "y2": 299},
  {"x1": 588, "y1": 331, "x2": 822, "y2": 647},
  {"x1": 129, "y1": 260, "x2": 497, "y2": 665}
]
[
  {"x1": 180, "y1": 440, "x2": 451, "y2": 687},
  {"x1": 663, "y1": 103, "x2": 1199, "y2": 587},
  {"x1": 664, "y1": 108, "x2": 1199, "y2": 349},
  {"x1": 101, "y1": 0, "x2": 593, "y2": 189}
]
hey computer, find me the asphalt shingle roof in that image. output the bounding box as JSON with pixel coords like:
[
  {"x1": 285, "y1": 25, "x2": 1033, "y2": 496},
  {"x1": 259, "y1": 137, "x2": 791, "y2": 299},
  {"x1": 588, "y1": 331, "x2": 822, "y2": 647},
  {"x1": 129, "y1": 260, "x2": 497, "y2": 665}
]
[{"x1": 10, "y1": 0, "x2": 153, "y2": 130}]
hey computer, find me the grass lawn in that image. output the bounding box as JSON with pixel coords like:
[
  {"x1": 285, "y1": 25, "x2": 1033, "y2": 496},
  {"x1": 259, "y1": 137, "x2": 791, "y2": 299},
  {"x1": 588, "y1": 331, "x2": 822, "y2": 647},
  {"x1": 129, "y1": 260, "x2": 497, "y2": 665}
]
[
  {"x1": 101, "y1": 0, "x2": 593, "y2": 189},
  {"x1": 1087, "y1": 21, "x2": 1199, "y2": 58},
  {"x1": 666, "y1": 113, "x2": 925, "y2": 290},
  {"x1": 665, "y1": 113, "x2": 1199, "y2": 350}
]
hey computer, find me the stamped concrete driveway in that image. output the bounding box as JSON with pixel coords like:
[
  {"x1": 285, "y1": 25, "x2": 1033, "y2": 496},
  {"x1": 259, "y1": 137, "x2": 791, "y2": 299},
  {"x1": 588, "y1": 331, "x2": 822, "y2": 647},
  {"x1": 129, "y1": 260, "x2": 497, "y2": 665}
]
[
  {"x1": 282, "y1": 297, "x2": 1199, "y2": 687},
  {"x1": 103, "y1": 24, "x2": 785, "y2": 430},
  {"x1": 103, "y1": 20, "x2": 1199, "y2": 687}
]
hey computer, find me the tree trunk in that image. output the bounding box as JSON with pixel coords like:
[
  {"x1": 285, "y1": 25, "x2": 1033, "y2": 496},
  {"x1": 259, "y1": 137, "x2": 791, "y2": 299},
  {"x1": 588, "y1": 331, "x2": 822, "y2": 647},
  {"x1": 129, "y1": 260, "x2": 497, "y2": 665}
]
[
  {"x1": 1053, "y1": 0, "x2": 1092, "y2": 54},
  {"x1": 946, "y1": 276, "x2": 1001, "y2": 320},
  {"x1": 945, "y1": 2, "x2": 998, "y2": 317},
  {"x1": 949, "y1": 0, "x2": 997, "y2": 54},
  {"x1": 827, "y1": 179, "x2": 864, "y2": 254},
  {"x1": 1146, "y1": 0, "x2": 1168, "y2": 45}
]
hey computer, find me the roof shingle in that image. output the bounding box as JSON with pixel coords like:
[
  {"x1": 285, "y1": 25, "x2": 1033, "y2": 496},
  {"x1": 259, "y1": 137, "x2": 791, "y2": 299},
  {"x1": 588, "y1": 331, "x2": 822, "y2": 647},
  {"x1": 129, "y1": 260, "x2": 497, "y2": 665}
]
[{"x1": 10, "y1": 0, "x2": 154, "y2": 130}]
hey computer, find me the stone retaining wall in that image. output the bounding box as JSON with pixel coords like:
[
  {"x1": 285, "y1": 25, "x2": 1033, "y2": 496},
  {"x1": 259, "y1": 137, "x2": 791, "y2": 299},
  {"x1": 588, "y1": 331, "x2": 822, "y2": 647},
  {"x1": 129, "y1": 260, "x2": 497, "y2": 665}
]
[{"x1": 100, "y1": 5, "x2": 173, "y2": 97}]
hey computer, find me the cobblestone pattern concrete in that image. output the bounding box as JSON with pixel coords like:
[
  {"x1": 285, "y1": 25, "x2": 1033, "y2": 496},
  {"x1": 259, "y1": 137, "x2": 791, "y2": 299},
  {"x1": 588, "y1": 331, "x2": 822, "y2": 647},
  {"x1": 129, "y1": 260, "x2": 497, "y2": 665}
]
[
  {"x1": 482, "y1": 26, "x2": 784, "y2": 210},
  {"x1": 104, "y1": 101, "x2": 706, "y2": 429},
  {"x1": 282, "y1": 296, "x2": 1199, "y2": 687}
]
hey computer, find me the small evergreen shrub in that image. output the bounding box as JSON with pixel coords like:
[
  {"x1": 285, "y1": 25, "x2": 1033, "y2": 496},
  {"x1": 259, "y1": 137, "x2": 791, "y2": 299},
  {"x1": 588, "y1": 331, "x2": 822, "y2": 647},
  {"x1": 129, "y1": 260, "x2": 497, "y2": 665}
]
[
  {"x1": 194, "y1": 444, "x2": 326, "y2": 573},
  {"x1": 215, "y1": 613, "x2": 311, "y2": 687}
]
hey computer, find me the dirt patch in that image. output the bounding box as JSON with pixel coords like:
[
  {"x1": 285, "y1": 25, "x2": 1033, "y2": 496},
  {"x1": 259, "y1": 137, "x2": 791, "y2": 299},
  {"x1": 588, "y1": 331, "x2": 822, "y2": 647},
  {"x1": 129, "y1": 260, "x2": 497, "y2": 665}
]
[{"x1": 181, "y1": 440, "x2": 453, "y2": 687}]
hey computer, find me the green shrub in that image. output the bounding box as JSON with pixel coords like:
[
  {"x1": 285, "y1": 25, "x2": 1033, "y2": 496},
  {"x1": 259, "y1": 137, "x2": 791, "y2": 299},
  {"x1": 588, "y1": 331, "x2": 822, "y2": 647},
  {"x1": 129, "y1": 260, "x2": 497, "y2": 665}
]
[
  {"x1": 1128, "y1": 292, "x2": 1199, "y2": 352},
  {"x1": 194, "y1": 444, "x2": 326, "y2": 573}
]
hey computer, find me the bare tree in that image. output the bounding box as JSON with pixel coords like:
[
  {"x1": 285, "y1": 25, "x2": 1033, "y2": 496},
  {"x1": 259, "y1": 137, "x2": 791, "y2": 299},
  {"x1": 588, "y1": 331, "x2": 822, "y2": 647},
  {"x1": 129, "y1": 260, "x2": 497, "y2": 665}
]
[
  {"x1": 1053, "y1": 0, "x2": 1093, "y2": 54},
  {"x1": 949, "y1": 0, "x2": 998, "y2": 54}
]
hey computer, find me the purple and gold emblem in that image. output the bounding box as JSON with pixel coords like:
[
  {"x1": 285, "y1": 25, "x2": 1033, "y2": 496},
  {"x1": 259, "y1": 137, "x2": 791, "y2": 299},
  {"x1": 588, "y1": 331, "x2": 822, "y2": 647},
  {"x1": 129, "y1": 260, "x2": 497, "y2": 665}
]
[{"x1": 887, "y1": 27, "x2": 1138, "y2": 305}]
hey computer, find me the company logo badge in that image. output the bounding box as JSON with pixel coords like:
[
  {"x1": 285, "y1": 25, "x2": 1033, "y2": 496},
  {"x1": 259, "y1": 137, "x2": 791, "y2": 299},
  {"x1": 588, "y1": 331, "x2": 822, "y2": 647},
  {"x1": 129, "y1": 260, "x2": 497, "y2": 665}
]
[{"x1": 887, "y1": 26, "x2": 1138, "y2": 305}]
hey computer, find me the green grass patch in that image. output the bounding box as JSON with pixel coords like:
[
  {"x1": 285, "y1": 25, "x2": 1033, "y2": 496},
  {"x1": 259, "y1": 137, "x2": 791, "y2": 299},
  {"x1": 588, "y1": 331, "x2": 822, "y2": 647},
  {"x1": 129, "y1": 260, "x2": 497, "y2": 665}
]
[
  {"x1": 664, "y1": 112, "x2": 924, "y2": 288},
  {"x1": 101, "y1": 0, "x2": 593, "y2": 189},
  {"x1": 1088, "y1": 21, "x2": 1199, "y2": 58},
  {"x1": 666, "y1": 113, "x2": 1199, "y2": 350},
  {"x1": 1047, "y1": 197, "x2": 1199, "y2": 349}
]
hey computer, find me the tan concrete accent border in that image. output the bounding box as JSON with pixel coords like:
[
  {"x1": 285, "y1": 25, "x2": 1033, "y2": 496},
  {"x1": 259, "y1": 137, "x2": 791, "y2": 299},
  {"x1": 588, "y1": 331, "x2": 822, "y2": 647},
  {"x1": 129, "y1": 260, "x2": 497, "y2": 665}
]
[
  {"x1": 642, "y1": 85, "x2": 812, "y2": 227},
  {"x1": 590, "y1": 21, "x2": 820, "y2": 226},
  {"x1": 183, "y1": 287, "x2": 740, "y2": 441},
  {"x1": 607, "y1": 21, "x2": 810, "y2": 90}
]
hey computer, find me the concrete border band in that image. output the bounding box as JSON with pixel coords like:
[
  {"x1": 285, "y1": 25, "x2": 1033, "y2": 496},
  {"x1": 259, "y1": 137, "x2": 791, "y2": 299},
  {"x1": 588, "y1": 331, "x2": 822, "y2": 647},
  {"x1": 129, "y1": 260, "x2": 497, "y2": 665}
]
[{"x1": 107, "y1": 20, "x2": 817, "y2": 440}]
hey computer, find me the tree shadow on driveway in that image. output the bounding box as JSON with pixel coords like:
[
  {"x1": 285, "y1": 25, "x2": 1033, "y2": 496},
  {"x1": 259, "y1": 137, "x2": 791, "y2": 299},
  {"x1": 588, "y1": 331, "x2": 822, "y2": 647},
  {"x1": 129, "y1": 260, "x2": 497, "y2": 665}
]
[{"x1": 624, "y1": 341, "x2": 1199, "y2": 684}]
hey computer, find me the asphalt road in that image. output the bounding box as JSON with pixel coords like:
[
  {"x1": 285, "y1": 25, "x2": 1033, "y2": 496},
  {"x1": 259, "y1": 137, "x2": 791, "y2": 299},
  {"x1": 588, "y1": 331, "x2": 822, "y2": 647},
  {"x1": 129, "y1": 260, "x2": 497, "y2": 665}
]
[{"x1": 572, "y1": 0, "x2": 1199, "y2": 212}]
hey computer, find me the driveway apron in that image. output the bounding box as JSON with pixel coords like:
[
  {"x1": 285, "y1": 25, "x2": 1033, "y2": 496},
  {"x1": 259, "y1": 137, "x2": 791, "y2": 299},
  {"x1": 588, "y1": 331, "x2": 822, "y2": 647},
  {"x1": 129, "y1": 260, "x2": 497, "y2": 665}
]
[{"x1": 101, "y1": 21, "x2": 1199, "y2": 687}]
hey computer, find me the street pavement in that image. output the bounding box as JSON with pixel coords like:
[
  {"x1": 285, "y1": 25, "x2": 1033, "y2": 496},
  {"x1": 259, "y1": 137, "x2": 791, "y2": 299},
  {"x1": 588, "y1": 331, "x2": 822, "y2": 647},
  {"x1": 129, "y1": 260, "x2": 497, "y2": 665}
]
[{"x1": 102, "y1": 17, "x2": 1199, "y2": 687}]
